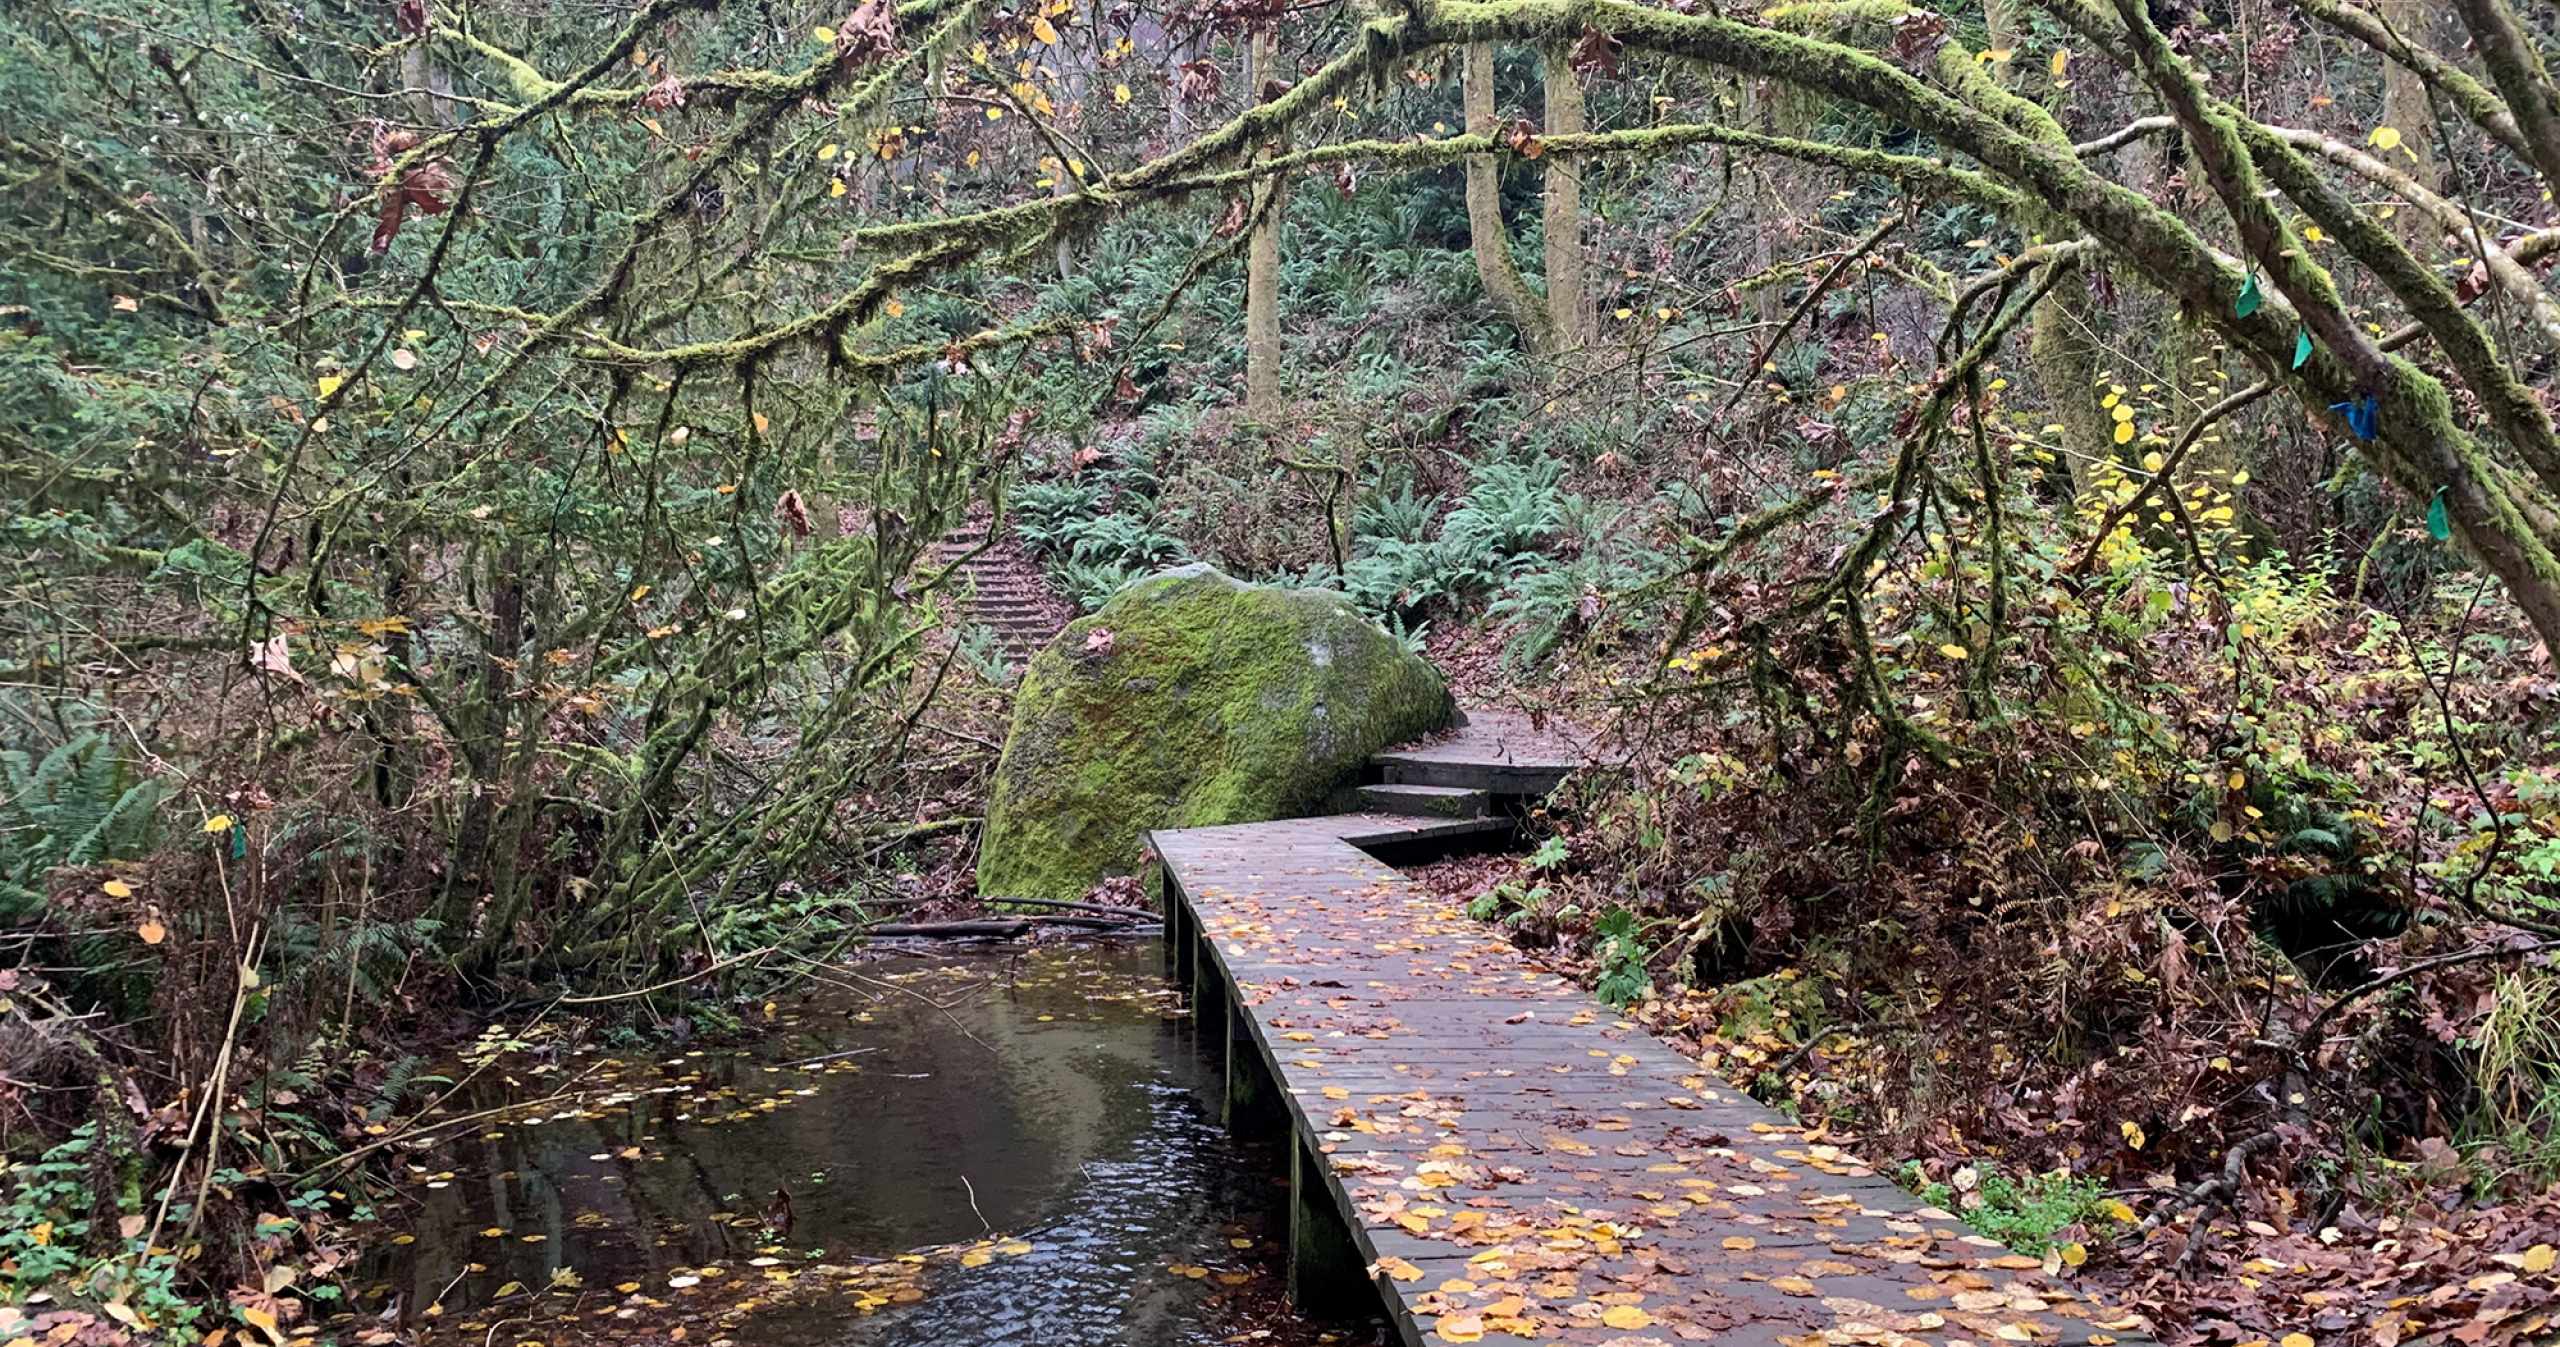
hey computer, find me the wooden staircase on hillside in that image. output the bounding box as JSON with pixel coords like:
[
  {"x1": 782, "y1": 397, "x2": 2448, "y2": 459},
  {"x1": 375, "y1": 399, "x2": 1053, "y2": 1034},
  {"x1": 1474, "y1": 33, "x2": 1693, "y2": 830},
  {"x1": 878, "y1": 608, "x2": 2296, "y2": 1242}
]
[{"x1": 926, "y1": 517, "x2": 1068, "y2": 673}]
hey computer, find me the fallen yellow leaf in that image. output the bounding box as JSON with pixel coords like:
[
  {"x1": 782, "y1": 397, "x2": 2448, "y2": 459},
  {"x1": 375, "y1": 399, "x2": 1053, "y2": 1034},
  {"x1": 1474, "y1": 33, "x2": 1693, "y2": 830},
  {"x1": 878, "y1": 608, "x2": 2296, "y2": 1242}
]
[{"x1": 1372, "y1": 1256, "x2": 1422, "y2": 1282}]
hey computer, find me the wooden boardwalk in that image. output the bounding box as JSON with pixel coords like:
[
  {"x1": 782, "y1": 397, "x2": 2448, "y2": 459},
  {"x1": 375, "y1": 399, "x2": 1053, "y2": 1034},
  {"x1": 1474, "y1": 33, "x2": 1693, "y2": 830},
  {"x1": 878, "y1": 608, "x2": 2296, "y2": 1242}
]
[{"x1": 1151, "y1": 717, "x2": 2157, "y2": 1347}]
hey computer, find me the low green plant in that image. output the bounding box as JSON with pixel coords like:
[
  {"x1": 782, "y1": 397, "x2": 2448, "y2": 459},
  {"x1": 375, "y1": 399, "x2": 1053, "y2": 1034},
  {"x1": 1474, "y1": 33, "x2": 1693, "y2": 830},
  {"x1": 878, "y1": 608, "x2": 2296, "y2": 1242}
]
[
  {"x1": 1441, "y1": 456, "x2": 1567, "y2": 559},
  {"x1": 1065, "y1": 513, "x2": 1185, "y2": 569},
  {"x1": 1468, "y1": 839, "x2": 1574, "y2": 927},
  {"x1": 1060, "y1": 558, "x2": 1144, "y2": 611},
  {"x1": 1490, "y1": 548, "x2": 1657, "y2": 672},
  {"x1": 1355, "y1": 486, "x2": 1436, "y2": 544},
  {"x1": 1901, "y1": 1162, "x2": 2126, "y2": 1255},
  {"x1": 1011, "y1": 481, "x2": 1106, "y2": 555},
  {"x1": 0, "y1": 1125, "x2": 202, "y2": 1336},
  {"x1": 1467, "y1": 877, "x2": 1550, "y2": 925},
  {"x1": 2, "y1": 729, "x2": 165, "y2": 919},
  {"x1": 1342, "y1": 535, "x2": 1472, "y2": 618},
  {"x1": 1591, "y1": 906, "x2": 1655, "y2": 1008},
  {"x1": 954, "y1": 623, "x2": 1014, "y2": 683}
]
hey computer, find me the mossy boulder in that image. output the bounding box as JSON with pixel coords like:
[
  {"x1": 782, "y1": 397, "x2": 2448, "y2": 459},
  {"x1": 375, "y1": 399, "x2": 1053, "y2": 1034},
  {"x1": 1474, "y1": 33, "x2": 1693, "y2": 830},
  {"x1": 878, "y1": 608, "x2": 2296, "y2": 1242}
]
[{"x1": 976, "y1": 564, "x2": 1455, "y2": 900}]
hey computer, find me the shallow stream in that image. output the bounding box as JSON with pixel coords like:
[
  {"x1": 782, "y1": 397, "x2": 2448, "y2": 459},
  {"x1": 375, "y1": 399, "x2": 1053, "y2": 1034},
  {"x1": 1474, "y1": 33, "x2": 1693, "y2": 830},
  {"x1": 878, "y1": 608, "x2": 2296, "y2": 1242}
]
[{"x1": 349, "y1": 942, "x2": 1362, "y2": 1346}]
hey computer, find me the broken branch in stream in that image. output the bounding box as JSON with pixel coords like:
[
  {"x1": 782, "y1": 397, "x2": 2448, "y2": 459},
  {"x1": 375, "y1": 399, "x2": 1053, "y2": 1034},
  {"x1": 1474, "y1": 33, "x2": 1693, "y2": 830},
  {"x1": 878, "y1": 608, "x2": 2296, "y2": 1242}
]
[{"x1": 867, "y1": 914, "x2": 1154, "y2": 939}]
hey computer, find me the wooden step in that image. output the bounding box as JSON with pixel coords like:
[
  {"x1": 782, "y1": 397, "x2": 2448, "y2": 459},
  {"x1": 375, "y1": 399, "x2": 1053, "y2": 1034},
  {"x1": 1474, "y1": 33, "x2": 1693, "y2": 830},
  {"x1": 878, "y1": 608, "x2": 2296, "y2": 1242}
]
[
  {"x1": 1355, "y1": 782, "x2": 1490, "y2": 819},
  {"x1": 1369, "y1": 709, "x2": 1604, "y2": 797}
]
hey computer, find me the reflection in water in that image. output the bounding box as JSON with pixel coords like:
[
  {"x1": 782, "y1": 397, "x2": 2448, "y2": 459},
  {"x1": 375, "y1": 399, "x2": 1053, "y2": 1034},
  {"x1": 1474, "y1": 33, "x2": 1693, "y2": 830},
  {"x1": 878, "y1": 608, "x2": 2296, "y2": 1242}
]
[{"x1": 353, "y1": 942, "x2": 1369, "y2": 1346}]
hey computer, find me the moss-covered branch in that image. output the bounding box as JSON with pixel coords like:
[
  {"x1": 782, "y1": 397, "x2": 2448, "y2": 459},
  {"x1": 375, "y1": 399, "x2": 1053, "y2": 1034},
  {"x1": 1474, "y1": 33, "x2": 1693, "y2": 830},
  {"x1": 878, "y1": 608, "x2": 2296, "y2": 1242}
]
[
  {"x1": 2264, "y1": 125, "x2": 2560, "y2": 345},
  {"x1": 2104, "y1": 0, "x2": 2560, "y2": 642},
  {"x1": 2450, "y1": 0, "x2": 2560, "y2": 192},
  {"x1": 2280, "y1": 0, "x2": 2528, "y2": 159}
]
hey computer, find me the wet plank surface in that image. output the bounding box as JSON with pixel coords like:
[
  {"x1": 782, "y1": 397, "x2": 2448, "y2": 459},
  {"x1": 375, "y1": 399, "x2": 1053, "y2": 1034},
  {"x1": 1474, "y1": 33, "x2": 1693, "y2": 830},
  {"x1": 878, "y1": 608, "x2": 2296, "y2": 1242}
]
[{"x1": 1151, "y1": 810, "x2": 2160, "y2": 1347}]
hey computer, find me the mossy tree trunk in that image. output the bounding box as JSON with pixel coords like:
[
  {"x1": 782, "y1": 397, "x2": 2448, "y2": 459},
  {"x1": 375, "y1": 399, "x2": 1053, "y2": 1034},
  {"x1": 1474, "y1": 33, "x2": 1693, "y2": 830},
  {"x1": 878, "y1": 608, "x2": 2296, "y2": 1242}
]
[
  {"x1": 1246, "y1": 28, "x2": 1288, "y2": 419},
  {"x1": 1984, "y1": 0, "x2": 2021, "y2": 85},
  {"x1": 1463, "y1": 41, "x2": 1556, "y2": 359},
  {"x1": 1054, "y1": 173, "x2": 1079, "y2": 278},
  {"x1": 1541, "y1": 39, "x2": 1590, "y2": 362},
  {"x1": 2377, "y1": 0, "x2": 2439, "y2": 250},
  {"x1": 284, "y1": 0, "x2": 2560, "y2": 657},
  {"x1": 1738, "y1": 74, "x2": 1783, "y2": 328},
  {"x1": 2031, "y1": 283, "x2": 2112, "y2": 499}
]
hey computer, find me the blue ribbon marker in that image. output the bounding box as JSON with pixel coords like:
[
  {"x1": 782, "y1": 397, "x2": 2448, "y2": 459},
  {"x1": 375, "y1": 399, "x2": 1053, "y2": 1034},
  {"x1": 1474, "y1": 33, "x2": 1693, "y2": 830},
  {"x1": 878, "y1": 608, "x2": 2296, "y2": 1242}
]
[
  {"x1": 2292, "y1": 328, "x2": 2312, "y2": 370},
  {"x1": 2235, "y1": 272, "x2": 2263, "y2": 319},
  {"x1": 2328, "y1": 392, "x2": 2378, "y2": 441}
]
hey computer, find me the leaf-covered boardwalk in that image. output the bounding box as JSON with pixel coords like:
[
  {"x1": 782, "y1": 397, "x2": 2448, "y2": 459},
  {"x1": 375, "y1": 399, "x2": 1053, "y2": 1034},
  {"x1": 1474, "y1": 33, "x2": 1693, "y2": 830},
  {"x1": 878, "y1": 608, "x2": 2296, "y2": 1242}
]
[{"x1": 1151, "y1": 718, "x2": 2158, "y2": 1347}]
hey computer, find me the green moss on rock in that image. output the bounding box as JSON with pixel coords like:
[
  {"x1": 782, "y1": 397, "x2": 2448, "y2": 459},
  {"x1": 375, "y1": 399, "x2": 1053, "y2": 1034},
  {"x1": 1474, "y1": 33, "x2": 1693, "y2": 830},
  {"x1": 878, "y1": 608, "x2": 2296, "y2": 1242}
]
[{"x1": 975, "y1": 564, "x2": 1455, "y2": 900}]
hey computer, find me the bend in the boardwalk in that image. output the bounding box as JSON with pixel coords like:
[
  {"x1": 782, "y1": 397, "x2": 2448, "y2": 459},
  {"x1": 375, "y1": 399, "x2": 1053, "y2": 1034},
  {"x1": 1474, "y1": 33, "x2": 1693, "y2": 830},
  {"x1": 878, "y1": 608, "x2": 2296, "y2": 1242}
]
[{"x1": 1150, "y1": 719, "x2": 2159, "y2": 1347}]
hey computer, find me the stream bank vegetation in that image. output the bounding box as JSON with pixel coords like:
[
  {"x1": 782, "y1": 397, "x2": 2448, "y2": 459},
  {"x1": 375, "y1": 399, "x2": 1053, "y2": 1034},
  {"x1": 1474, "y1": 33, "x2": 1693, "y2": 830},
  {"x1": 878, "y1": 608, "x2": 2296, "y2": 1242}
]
[{"x1": 4, "y1": 0, "x2": 2559, "y2": 1340}]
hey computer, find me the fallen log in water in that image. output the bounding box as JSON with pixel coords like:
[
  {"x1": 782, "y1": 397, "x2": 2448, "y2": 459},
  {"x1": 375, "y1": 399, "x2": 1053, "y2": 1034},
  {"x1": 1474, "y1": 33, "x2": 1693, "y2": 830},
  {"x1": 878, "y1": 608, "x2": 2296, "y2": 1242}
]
[
  {"x1": 867, "y1": 919, "x2": 1034, "y2": 938},
  {"x1": 865, "y1": 914, "x2": 1156, "y2": 939}
]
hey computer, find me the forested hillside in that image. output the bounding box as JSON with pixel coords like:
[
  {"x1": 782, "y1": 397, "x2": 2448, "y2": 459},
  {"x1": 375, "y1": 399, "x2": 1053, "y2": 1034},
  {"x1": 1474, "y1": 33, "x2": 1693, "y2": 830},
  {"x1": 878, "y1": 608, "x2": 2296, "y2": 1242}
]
[{"x1": 3, "y1": 0, "x2": 2557, "y2": 1342}]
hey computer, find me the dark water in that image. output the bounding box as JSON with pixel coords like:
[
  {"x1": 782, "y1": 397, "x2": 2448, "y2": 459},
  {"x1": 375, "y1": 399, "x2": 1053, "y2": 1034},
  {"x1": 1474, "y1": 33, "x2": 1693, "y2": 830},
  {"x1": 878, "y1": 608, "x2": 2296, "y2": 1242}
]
[{"x1": 349, "y1": 942, "x2": 1360, "y2": 1346}]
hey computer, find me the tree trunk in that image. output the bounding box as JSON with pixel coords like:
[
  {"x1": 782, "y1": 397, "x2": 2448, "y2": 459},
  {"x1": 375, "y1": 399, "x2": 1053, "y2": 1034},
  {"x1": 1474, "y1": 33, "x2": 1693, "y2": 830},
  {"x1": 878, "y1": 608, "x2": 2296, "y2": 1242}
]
[
  {"x1": 2031, "y1": 281, "x2": 2112, "y2": 499},
  {"x1": 1738, "y1": 75, "x2": 1795, "y2": 328},
  {"x1": 2377, "y1": 0, "x2": 2440, "y2": 250},
  {"x1": 1245, "y1": 29, "x2": 1286, "y2": 419},
  {"x1": 1540, "y1": 40, "x2": 1590, "y2": 362},
  {"x1": 1054, "y1": 172, "x2": 1078, "y2": 278},
  {"x1": 399, "y1": 40, "x2": 456, "y2": 127},
  {"x1": 1985, "y1": 0, "x2": 2022, "y2": 86},
  {"x1": 1335, "y1": 432, "x2": 1359, "y2": 569},
  {"x1": 444, "y1": 544, "x2": 524, "y2": 924},
  {"x1": 1463, "y1": 42, "x2": 1555, "y2": 358}
]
